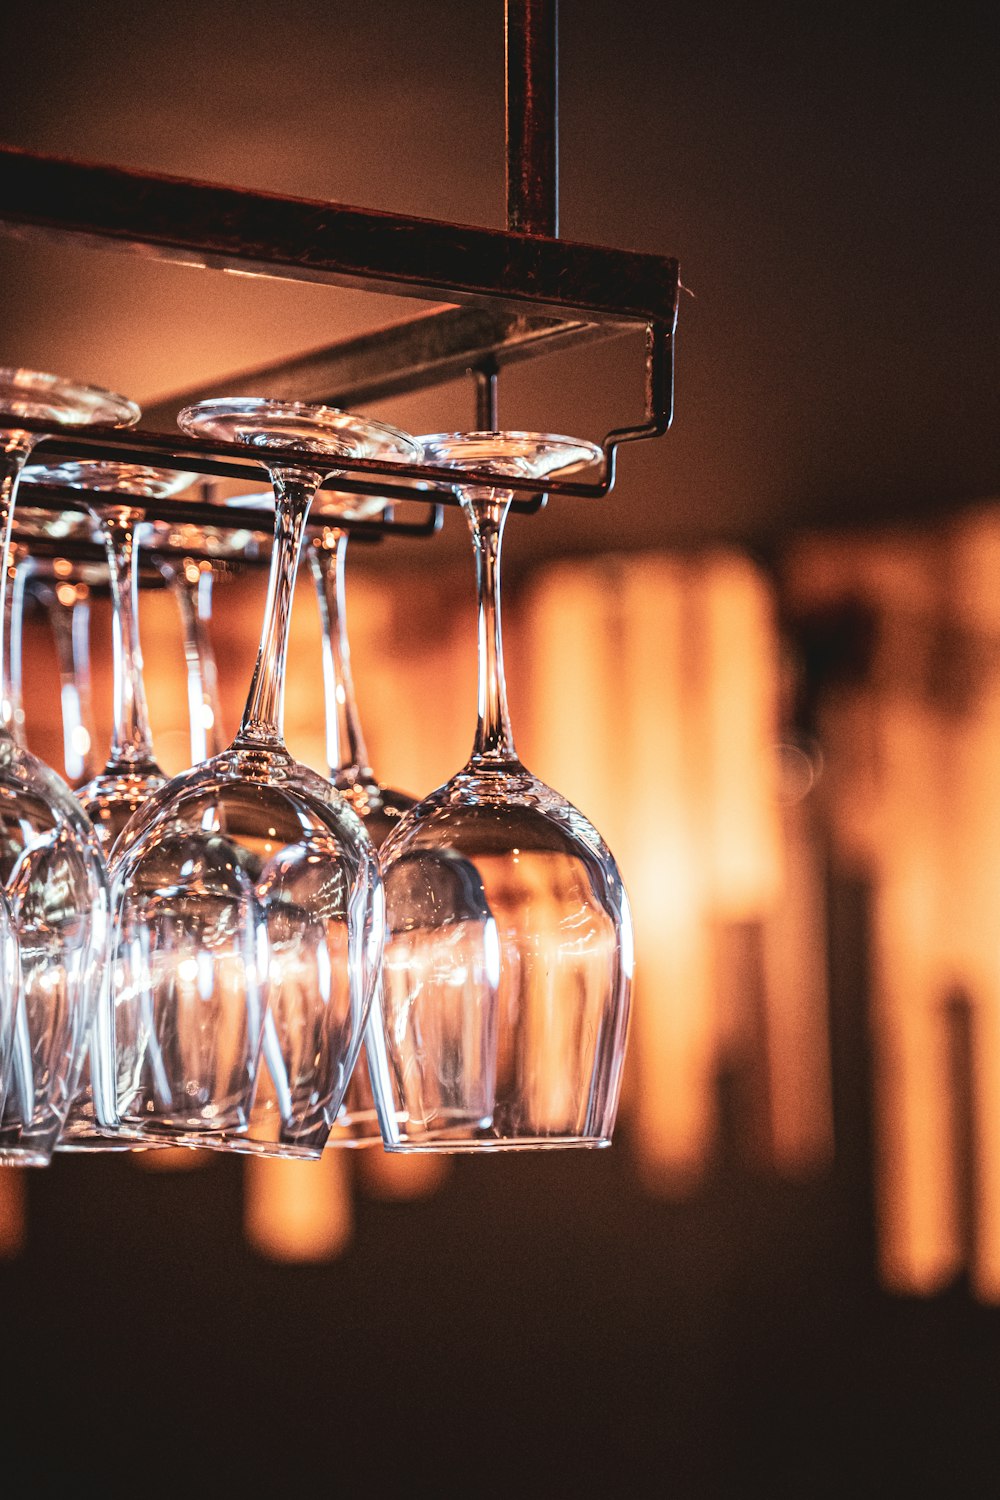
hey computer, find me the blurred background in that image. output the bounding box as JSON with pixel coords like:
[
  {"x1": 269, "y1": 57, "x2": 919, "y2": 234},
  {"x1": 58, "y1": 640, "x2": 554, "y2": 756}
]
[{"x1": 1, "y1": 0, "x2": 999, "y2": 1491}]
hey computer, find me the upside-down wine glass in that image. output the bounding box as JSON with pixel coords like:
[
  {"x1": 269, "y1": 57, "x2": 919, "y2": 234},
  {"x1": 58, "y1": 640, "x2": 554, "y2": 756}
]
[
  {"x1": 222, "y1": 488, "x2": 413, "y2": 1147},
  {"x1": 372, "y1": 432, "x2": 634, "y2": 1151},
  {"x1": 0, "y1": 369, "x2": 139, "y2": 1163},
  {"x1": 21, "y1": 460, "x2": 196, "y2": 1149},
  {"x1": 215, "y1": 437, "x2": 410, "y2": 1170},
  {"x1": 110, "y1": 399, "x2": 419, "y2": 1154},
  {"x1": 310, "y1": 517, "x2": 416, "y2": 1145}
]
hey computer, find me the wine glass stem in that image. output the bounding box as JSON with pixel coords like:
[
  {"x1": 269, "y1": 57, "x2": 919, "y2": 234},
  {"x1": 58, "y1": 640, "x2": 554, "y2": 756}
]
[
  {"x1": 0, "y1": 441, "x2": 33, "y2": 739},
  {"x1": 98, "y1": 506, "x2": 157, "y2": 771},
  {"x1": 310, "y1": 531, "x2": 372, "y2": 779},
  {"x1": 238, "y1": 472, "x2": 316, "y2": 747},
  {"x1": 174, "y1": 566, "x2": 224, "y2": 762},
  {"x1": 4, "y1": 552, "x2": 30, "y2": 747},
  {"x1": 49, "y1": 588, "x2": 96, "y2": 784},
  {"x1": 465, "y1": 488, "x2": 518, "y2": 765}
]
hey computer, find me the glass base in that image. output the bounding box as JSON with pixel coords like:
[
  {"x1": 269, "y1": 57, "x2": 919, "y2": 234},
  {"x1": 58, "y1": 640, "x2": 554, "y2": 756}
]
[
  {"x1": 177, "y1": 398, "x2": 421, "y2": 469},
  {"x1": 0, "y1": 367, "x2": 140, "y2": 429},
  {"x1": 22, "y1": 460, "x2": 195, "y2": 502},
  {"x1": 418, "y1": 430, "x2": 602, "y2": 481}
]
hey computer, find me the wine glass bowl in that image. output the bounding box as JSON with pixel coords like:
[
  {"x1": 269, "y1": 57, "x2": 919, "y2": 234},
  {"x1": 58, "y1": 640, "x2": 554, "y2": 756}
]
[
  {"x1": 378, "y1": 773, "x2": 631, "y2": 1149},
  {"x1": 111, "y1": 747, "x2": 378, "y2": 1149},
  {"x1": 0, "y1": 742, "x2": 111, "y2": 1160}
]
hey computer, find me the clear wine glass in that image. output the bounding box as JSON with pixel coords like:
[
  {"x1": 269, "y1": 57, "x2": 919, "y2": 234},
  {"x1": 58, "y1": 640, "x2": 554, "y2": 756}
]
[
  {"x1": 21, "y1": 461, "x2": 199, "y2": 1151},
  {"x1": 109, "y1": 399, "x2": 419, "y2": 1155},
  {"x1": 307, "y1": 520, "x2": 416, "y2": 1146},
  {"x1": 0, "y1": 368, "x2": 139, "y2": 1163},
  {"x1": 22, "y1": 462, "x2": 197, "y2": 851},
  {"x1": 372, "y1": 432, "x2": 634, "y2": 1151},
  {"x1": 222, "y1": 488, "x2": 415, "y2": 1148}
]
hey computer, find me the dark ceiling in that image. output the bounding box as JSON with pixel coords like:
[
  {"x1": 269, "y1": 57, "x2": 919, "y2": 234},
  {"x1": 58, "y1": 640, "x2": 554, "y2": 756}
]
[{"x1": 0, "y1": 0, "x2": 997, "y2": 569}]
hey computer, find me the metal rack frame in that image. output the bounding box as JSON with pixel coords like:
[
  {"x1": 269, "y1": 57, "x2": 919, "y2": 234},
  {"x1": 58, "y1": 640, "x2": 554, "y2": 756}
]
[{"x1": 0, "y1": 0, "x2": 678, "y2": 542}]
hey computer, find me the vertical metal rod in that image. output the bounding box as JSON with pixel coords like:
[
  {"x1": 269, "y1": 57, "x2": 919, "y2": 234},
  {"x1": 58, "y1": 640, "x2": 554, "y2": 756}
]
[
  {"x1": 505, "y1": 0, "x2": 559, "y2": 237},
  {"x1": 474, "y1": 361, "x2": 499, "y2": 430}
]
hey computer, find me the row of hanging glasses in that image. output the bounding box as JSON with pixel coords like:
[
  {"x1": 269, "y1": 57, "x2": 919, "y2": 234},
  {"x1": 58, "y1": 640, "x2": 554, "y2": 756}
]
[{"x1": 0, "y1": 367, "x2": 633, "y2": 1166}]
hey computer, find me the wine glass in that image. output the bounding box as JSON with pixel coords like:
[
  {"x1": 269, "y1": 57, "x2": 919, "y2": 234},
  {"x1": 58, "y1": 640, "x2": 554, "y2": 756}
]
[
  {"x1": 109, "y1": 399, "x2": 419, "y2": 1155},
  {"x1": 0, "y1": 368, "x2": 139, "y2": 1163},
  {"x1": 222, "y1": 487, "x2": 415, "y2": 1147},
  {"x1": 22, "y1": 462, "x2": 198, "y2": 850},
  {"x1": 309, "y1": 520, "x2": 416, "y2": 1146},
  {"x1": 372, "y1": 432, "x2": 634, "y2": 1151},
  {"x1": 21, "y1": 461, "x2": 199, "y2": 1151}
]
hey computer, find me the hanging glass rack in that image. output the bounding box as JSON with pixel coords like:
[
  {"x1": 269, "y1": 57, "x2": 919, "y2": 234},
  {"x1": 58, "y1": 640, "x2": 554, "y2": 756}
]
[{"x1": 0, "y1": 0, "x2": 679, "y2": 545}]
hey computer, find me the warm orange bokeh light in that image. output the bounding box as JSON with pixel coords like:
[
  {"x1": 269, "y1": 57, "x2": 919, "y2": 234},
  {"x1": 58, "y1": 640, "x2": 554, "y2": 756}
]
[
  {"x1": 244, "y1": 1154, "x2": 353, "y2": 1263},
  {"x1": 358, "y1": 1150, "x2": 449, "y2": 1201},
  {"x1": 787, "y1": 506, "x2": 1000, "y2": 1301}
]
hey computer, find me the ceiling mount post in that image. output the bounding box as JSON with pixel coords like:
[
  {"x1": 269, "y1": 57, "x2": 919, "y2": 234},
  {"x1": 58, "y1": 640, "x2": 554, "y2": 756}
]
[{"x1": 505, "y1": 0, "x2": 559, "y2": 237}]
